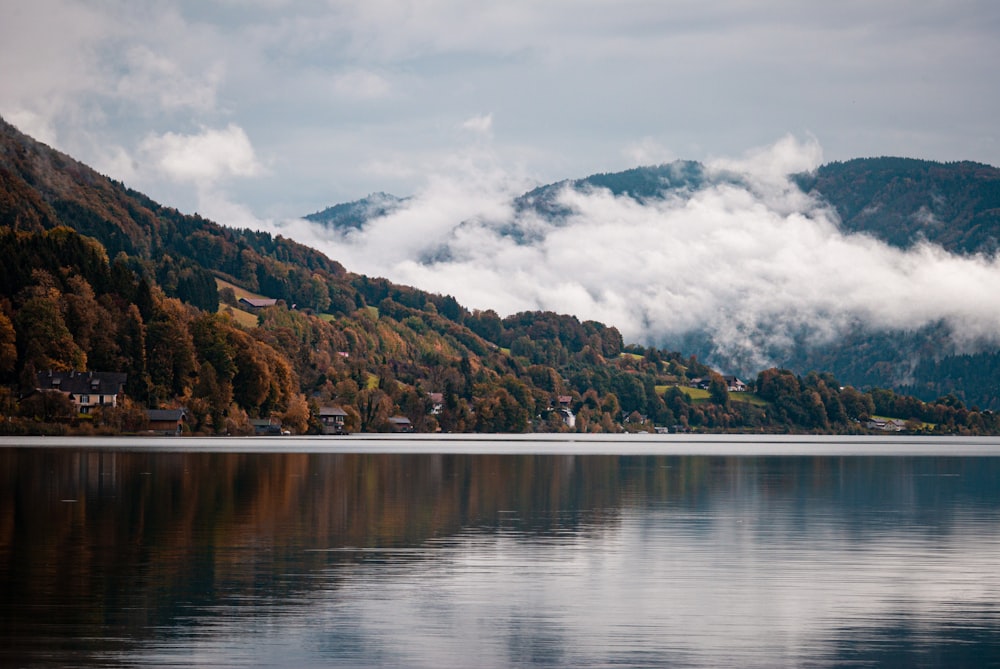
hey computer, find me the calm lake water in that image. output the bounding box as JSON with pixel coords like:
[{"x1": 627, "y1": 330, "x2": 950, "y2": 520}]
[{"x1": 2, "y1": 435, "x2": 1000, "y2": 668}]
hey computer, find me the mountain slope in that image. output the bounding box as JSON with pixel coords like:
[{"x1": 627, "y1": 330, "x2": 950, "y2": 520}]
[
  {"x1": 303, "y1": 192, "x2": 406, "y2": 232},
  {"x1": 304, "y1": 158, "x2": 1000, "y2": 409},
  {"x1": 1, "y1": 116, "x2": 996, "y2": 432},
  {"x1": 797, "y1": 157, "x2": 1000, "y2": 255}
]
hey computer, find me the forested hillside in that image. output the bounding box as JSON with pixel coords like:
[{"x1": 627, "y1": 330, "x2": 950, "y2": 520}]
[
  {"x1": 1, "y1": 117, "x2": 996, "y2": 435},
  {"x1": 301, "y1": 158, "x2": 1000, "y2": 410},
  {"x1": 797, "y1": 157, "x2": 1000, "y2": 255}
]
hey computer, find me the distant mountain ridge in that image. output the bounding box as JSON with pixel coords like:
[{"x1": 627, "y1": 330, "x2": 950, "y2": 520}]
[
  {"x1": 304, "y1": 157, "x2": 1000, "y2": 409},
  {"x1": 1, "y1": 110, "x2": 997, "y2": 425},
  {"x1": 307, "y1": 157, "x2": 1000, "y2": 256},
  {"x1": 303, "y1": 192, "x2": 406, "y2": 231},
  {"x1": 797, "y1": 157, "x2": 1000, "y2": 255}
]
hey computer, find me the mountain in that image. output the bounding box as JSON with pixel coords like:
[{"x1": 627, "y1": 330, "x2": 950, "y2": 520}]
[
  {"x1": 1, "y1": 116, "x2": 996, "y2": 434},
  {"x1": 514, "y1": 161, "x2": 715, "y2": 217},
  {"x1": 797, "y1": 157, "x2": 1000, "y2": 255},
  {"x1": 304, "y1": 158, "x2": 1000, "y2": 410},
  {"x1": 303, "y1": 192, "x2": 406, "y2": 232},
  {"x1": 0, "y1": 117, "x2": 728, "y2": 435}
]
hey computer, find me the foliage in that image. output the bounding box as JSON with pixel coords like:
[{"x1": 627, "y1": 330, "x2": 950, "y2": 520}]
[{"x1": 1, "y1": 116, "x2": 998, "y2": 435}]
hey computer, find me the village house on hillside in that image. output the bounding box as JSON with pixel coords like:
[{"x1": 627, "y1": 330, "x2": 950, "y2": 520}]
[
  {"x1": 723, "y1": 376, "x2": 747, "y2": 392},
  {"x1": 239, "y1": 297, "x2": 277, "y2": 309},
  {"x1": 691, "y1": 376, "x2": 748, "y2": 392},
  {"x1": 34, "y1": 371, "x2": 126, "y2": 414},
  {"x1": 251, "y1": 417, "x2": 286, "y2": 435},
  {"x1": 146, "y1": 408, "x2": 186, "y2": 436},
  {"x1": 866, "y1": 418, "x2": 906, "y2": 432},
  {"x1": 388, "y1": 416, "x2": 413, "y2": 433},
  {"x1": 319, "y1": 406, "x2": 348, "y2": 434},
  {"x1": 555, "y1": 395, "x2": 576, "y2": 428},
  {"x1": 427, "y1": 392, "x2": 444, "y2": 416}
]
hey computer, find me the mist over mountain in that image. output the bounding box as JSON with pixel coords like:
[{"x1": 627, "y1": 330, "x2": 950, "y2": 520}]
[
  {"x1": 304, "y1": 193, "x2": 407, "y2": 232},
  {"x1": 293, "y1": 140, "x2": 1000, "y2": 408},
  {"x1": 2, "y1": 110, "x2": 998, "y2": 412}
]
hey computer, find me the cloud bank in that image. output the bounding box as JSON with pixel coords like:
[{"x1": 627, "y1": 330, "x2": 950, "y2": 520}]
[
  {"x1": 2, "y1": 0, "x2": 998, "y2": 219},
  {"x1": 273, "y1": 137, "x2": 1000, "y2": 371}
]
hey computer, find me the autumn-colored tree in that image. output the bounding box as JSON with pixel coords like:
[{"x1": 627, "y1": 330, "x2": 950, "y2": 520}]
[
  {"x1": 15, "y1": 295, "x2": 87, "y2": 372},
  {"x1": 146, "y1": 299, "x2": 197, "y2": 400},
  {"x1": 355, "y1": 388, "x2": 392, "y2": 432},
  {"x1": 94, "y1": 398, "x2": 149, "y2": 433},
  {"x1": 708, "y1": 374, "x2": 729, "y2": 407},
  {"x1": 18, "y1": 390, "x2": 75, "y2": 422},
  {"x1": 0, "y1": 310, "x2": 16, "y2": 377},
  {"x1": 193, "y1": 362, "x2": 232, "y2": 433},
  {"x1": 225, "y1": 403, "x2": 254, "y2": 436},
  {"x1": 281, "y1": 393, "x2": 311, "y2": 435}
]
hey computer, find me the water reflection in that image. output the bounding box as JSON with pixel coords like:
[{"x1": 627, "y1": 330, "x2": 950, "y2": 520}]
[{"x1": 1, "y1": 448, "x2": 999, "y2": 667}]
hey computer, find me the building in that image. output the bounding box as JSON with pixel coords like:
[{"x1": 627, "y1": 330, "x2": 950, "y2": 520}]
[
  {"x1": 146, "y1": 408, "x2": 186, "y2": 436},
  {"x1": 723, "y1": 375, "x2": 748, "y2": 392},
  {"x1": 35, "y1": 370, "x2": 127, "y2": 414},
  {"x1": 251, "y1": 418, "x2": 284, "y2": 435},
  {"x1": 319, "y1": 406, "x2": 349, "y2": 435},
  {"x1": 554, "y1": 395, "x2": 575, "y2": 428},
  {"x1": 866, "y1": 418, "x2": 906, "y2": 432},
  {"x1": 239, "y1": 297, "x2": 278, "y2": 309},
  {"x1": 388, "y1": 416, "x2": 413, "y2": 433}
]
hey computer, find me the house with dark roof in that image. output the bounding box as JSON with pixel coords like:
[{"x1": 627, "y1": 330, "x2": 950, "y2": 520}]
[
  {"x1": 553, "y1": 395, "x2": 575, "y2": 428},
  {"x1": 239, "y1": 297, "x2": 278, "y2": 309},
  {"x1": 146, "y1": 408, "x2": 187, "y2": 435},
  {"x1": 35, "y1": 370, "x2": 127, "y2": 414},
  {"x1": 319, "y1": 406, "x2": 349, "y2": 434},
  {"x1": 251, "y1": 417, "x2": 285, "y2": 435},
  {"x1": 866, "y1": 418, "x2": 906, "y2": 432},
  {"x1": 723, "y1": 375, "x2": 747, "y2": 392},
  {"x1": 388, "y1": 416, "x2": 413, "y2": 433}
]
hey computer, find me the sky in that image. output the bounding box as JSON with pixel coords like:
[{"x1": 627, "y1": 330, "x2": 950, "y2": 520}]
[
  {"x1": 3, "y1": 1, "x2": 1000, "y2": 369},
  {"x1": 2, "y1": 0, "x2": 998, "y2": 219}
]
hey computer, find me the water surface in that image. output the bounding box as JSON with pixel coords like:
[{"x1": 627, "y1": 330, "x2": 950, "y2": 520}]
[{"x1": 2, "y1": 436, "x2": 999, "y2": 667}]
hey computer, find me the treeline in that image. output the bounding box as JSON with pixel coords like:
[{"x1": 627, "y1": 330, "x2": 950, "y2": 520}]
[
  {"x1": 1, "y1": 116, "x2": 997, "y2": 436},
  {"x1": 0, "y1": 227, "x2": 635, "y2": 434},
  {"x1": 1, "y1": 228, "x2": 997, "y2": 436},
  {"x1": 796, "y1": 156, "x2": 1000, "y2": 255}
]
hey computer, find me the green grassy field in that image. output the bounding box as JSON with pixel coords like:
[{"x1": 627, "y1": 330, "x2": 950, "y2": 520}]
[
  {"x1": 215, "y1": 278, "x2": 271, "y2": 302},
  {"x1": 215, "y1": 278, "x2": 268, "y2": 328},
  {"x1": 731, "y1": 393, "x2": 768, "y2": 406},
  {"x1": 221, "y1": 306, "x2": 259, "y2": 328},
  {"x1": 655, "y1": 385, "x2": 769, "y2": 406}
]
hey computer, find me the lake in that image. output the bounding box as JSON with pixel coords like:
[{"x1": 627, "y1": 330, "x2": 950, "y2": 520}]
[{"x1": 2, "y1": 435, "x2": 1000, "y2": 667}]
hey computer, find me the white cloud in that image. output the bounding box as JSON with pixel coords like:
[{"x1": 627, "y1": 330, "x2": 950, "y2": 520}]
[
  {"x1": 1, "y1": 109, "x2": 59, "y2": 146},
  {"x1": 116, "y1": 45, "x2": 224, "y2": 113},
  {"x1": 3, "y1": 0, "x2": 998, "y2": 219},
  {"x1": 281, "y1": 137, "x2": 1000, "y2": 372},
  {"x1": 622, "y1": 138, "x2": 676, "y2": 167},
  {"x1": 139, "y1": 124, "x2": 264, "y2": 184},
  {"x1": 331, "y1": 69, "x2": 392, "y2": 100},
  {"x1": 461, "y1": 113, "x2": 494, "y2": 135}
]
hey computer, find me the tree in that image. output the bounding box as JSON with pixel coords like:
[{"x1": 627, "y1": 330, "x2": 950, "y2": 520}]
[
  {"x1": 0, "y1": 310, "x2": 16, "y2": 377},
  {"x1": 15, "y1": 296, "x2": 87, "y2": 372},
  {"x1": 281, "y1": 393, "x2": 311, "y2": 435},
  {"x1": 192, "y1": 362, "x2": 231, "y2": 433},
  {"x1": 840, "y1": 386, "x2": 874, "y2": 420},
  {"x1": 94, "y1": 398, "x2": 149, "y2": 433},
  {"x1": 708, "y1": 375, "x2": 729, "y2": 407},
  {"x1": 19, "y1": 390, "x2": 75, "y2": 422},
  {"x1": 225, "y1": 403, "x2": 254, "y2": 436},
  {"x1": 356, "y1": 388, "x2": 392, "y2": 432},
  {"x1": 146, "y1": 298, "x2": 197, "y2": 400}
]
